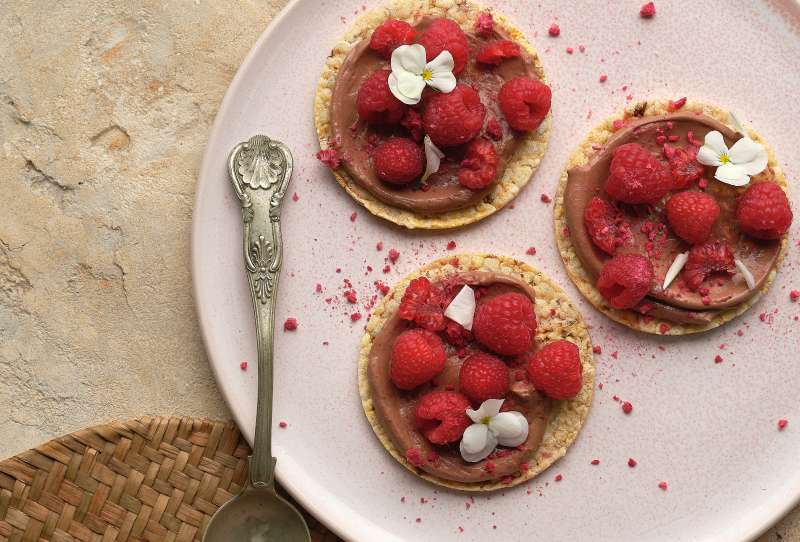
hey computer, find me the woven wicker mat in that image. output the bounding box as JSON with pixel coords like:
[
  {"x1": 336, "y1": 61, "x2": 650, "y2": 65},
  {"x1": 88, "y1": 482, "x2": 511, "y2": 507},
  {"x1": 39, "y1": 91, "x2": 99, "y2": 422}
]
[{"x1": 0, "y1": 417, "x2": 344, "y2": 542}]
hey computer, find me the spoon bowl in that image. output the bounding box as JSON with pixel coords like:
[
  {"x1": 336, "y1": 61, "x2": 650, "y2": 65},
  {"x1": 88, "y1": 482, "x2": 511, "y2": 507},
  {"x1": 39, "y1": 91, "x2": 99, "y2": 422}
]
[{"x1": 202, "y1": 135, "x2": 311, "y2": 542}]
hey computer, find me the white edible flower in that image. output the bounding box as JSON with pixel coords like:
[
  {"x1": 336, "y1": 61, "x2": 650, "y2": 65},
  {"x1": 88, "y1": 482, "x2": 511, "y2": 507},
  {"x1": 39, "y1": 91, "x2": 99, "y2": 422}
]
[
  {"x1": 459, "y1": 399, "x2": 528, "y2": 463},
  {"x1": 444, "y1": 284, "x2": 475, "y2": 330},
  {"x1": 663, "y1": 250, "x2": 690, "y2": 290},
  {"x1": 420, "y1": 135, "x2": 445, "y2": 185},
  {"x1": 734, "y1": 259, "x2": 756, "y2": 291},
  {"x1": 387, "y1": 44, "x2": 456, "y2": 105},
  {"x1": 696, "y1": 112, "x2": 768, "y2": 186}
]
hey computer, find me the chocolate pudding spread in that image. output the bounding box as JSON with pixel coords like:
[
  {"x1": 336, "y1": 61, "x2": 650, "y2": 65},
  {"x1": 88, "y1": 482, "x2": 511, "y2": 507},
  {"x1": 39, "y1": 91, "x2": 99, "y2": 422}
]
[
  {"x1": 564, "y1": 112, "x2": 782, "y2": 324},
  {"x1": 330, "y1": 16, "x2": 543, "y2": 213},
  {"x1": 367, "y1": 272, "x2": 550, "y2": 483}
]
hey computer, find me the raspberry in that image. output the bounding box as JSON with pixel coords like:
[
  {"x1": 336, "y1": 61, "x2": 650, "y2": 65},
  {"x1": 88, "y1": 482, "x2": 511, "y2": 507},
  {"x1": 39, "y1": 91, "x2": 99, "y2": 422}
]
[
  {"x1": 584, "y1": 197, "x2": 624, "y2": 254},
  {"x1": 417, "y1": 19, "x2": 469, "y2": 77},
  {"x1": 640, "y1": 2, "x2": 656, "y2": 17},
  {"x1": 475, "y1": 40, "x2": 520, "y2": 65},
  {"x1": 737, "y1": 182, "x2": 793, "y2": 239},
  {"x1": 316, "y1": 149, "x2": 340, "y2": 169},
  {"x1": 683, "y1": 242, "x2": 736, "y2": 291},
  {"x1": 458, "y1": 139, "x2": 500, "y2": 189},
  {"x1": 373, "y1": 138, "x2": 424, "y2": 185},
  {"x1": 668, "y1": 144, "x2": 705, "y2": 189},
  {"x1": 413, "y1": 391, "x2": 472, "y2": 444},
  {"x1": 390, "y1": 328, "x2": 446, "y2": 390},
  {"x1": 597, "y1": 253, "x2": 655, "y2": 309},
  {"x1": 398, "y1": 277, "x2": 446, "y2": 331},
  {"x1": 423, "y1": 84, "x2": 486, "y2": 147},
  {"x1": 458, "y1": 352, "x2": 510, "y2": 403},
  {"x1": 474, "y1": 12, "x2": 495, "y2": 38},
  {"x1": 498, "y1": 77, "x2": 551, "y2": 132},
  {"x1": 369, "y1": 20, "x2": 417, "y2": 59},
  {"x1": 473, "y1": 292, "x2": 537, "y2": 356},
  {"x1": 665, "y1": 191, "x2": 720, "y2": 244},
  {"x1": 526, "y1": 340, "x2": 583, "y2": 400},
  {"x1": 605, "y1": 143, "x2": 671, "y2": 203},
  {"x1": 356, "y1": 70, "x2": 407, "y2": 124}
]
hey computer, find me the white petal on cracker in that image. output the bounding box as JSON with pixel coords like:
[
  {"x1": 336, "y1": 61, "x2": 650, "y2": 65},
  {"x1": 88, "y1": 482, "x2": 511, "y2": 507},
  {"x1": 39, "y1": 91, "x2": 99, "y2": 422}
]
[
  {"x1": 728, "y1": 110, "x2": 750, "y2": 139},
  {"x1": 420, "y1": 135, "x2": 445, "y2": 184},
  {"x1": 735, "y1": 259, "x2": 756, "y2": 291},
  {"x1": 444, "y1": 284, "x2": 476, "y2": 330},
  {"x1": 663, "y1": 251, "x2": 690, "y2": 290}
]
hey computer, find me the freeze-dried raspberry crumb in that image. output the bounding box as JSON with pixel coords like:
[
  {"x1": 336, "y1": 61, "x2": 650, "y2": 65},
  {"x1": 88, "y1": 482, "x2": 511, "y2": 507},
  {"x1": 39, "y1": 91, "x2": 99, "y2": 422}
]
[
  {"x1": 660, "y1": 323, "x2": 669, "y2": 335},
  {"x1": 622, "y1": 402, "x2": 633, "y2": 413},
  {"x1": 292, "y1": 193, "x2": 298, "y2": 201},
  {"x1": 400, "y1": 108, "x2": 425, "y2": 141},
  {"x1": 566, "y1": 47, "x2": 573, "y2": 53},
  {"x1": 389, "y1": 249, "x2": 400, "y2": 261},
  {"x1": 240, "y1": 362, "x2": 247, "y2": 370},
  {"x1": 715, "y1": 355, "x2": 723, "y2": 363},
  {"x1": 376, "y1": 242, "x2": 383, "y2": 251},
  {"x1": 485, "y1": 117, "x2": 502, "y2": 140},
  {"x1": 593, "y1": 346, "x2": 602, "y2": 354},
  {"x1": 599, "y1": 74, "x2": 608, "y2": 82},
  {"x1": 526, "y1": 247, "x2": 536, "y2": 255},
  {"x1": 370, "y1": 20, "x2": 417, "y2": 58},
  {"x1": 399, "y1": 277, "x2": 446, "y2": 330},
  {"x1": 459, "y1": 139, "x2": 500, "y2": 189},
  {"x1": 779, "y1": 419, "x2": 788, "y2": 430},
  {"x1": 791, "y1": 290, "x2": 800, "y2": 301},
  {"x1": 279, "y1": 422, "x2": 287, "y2": 427},
  {"x1": 585, "y1": 197, "x2": 624, "y2": 254},
  {"x1": 498, "y1": 77, "x2": 551, "y2": 131},
  {"x1": 702, "y1": 296, "x2": 712, "y2": 305},
  {"x1": 383, "y1": 265, "x2": 390, "y2": 273},
  {"x1": 555, "y1": 474, "x2": 563, "y2": 481},
  {"x1": 541, "y1": 193, "x2": 552, "y2": 203},
  {"x1": 548, "y1": 23, "x2": 560, "y2": 36},
  {"x1": 474, "y1": 12, "x2": 494, "y2": 37},
  {"x1": 284, "y1": 318, "x2": 298, "y2": 330},
  {"x1": 519, "y1": 463, "x2": 529, "y2": 471},
  {"x1": 658, "y1": 481, "x2": 667, "y2": 490},
  {"x1": 349, "y1": 212, "x2": 357, "y2": 222},
  {"x1": 350, "y1": 313, "x2": 362, "y2": 322},
  {"x1": 445, "y1": 241, "x2": 456, "y2": 250},
  {"x1": 502, "y1": 476, "x2": 513, "y2": 484},
  {"x1": 591, "y1": 459, "x2": 600, "y2": 465},
  {"x1": 316, "y1": 283, "x2": 322, "y2": 292},
  {"x1": 669, "y1": 145, "x2": 706, "y2": 189},
  {"x1": 514, "y1": 370, "x2": 525, "y2": 381},
  {"x1": 476, "y1": 40, "x2": 520, "y2": 65},
  {"x1": 628, "y1": 458, "x2": 637, "y2": 467},
  {"x1": 316, "y1": 149, "x2": 341, "y2": 169},
  {"x1": 344, "y1": 290, "x2": 357, "y2": 303},
  {"x1": 485, "y1": 461, "x2": 495, "y2": 472},
  {"x1": 416, "y1": 518, "x2": 421, "y2": 522},
  {"x1": 669, "y1": 97, "x2": 687, "y2": 110},
  {"x1": 406, "y1": 449, "x2": 424, "y2": 466},
  {"x1": 640, "y1": 2, "x2": 656, "y2": 16}
]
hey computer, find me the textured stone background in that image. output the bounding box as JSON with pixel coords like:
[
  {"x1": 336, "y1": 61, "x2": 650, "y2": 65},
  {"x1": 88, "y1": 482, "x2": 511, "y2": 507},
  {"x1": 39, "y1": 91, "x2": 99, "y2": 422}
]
[{"x1": 0, "y1": 0, "x2": 796, "y2": 539}]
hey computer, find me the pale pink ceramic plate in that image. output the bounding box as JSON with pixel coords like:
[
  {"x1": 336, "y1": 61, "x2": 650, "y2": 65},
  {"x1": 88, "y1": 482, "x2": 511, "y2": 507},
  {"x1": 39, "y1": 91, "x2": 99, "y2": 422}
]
[{"x1": 191, "y1": 1, "x2": 800, "y2": 540}]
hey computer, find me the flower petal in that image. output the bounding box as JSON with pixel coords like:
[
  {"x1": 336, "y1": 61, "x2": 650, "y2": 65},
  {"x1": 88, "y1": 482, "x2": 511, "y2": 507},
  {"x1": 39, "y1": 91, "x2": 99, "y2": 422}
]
[
  {"x1": 443, "y1": 284, "x2": 476, "y2": 330},
  {"x1": 482, "y1": 398, "x2": 504, "y2": 418},
  {"x1": 460, "y1": 427, "x2": 498, "y2": 462},
  {"x1": 461, "y1": 423, "x2": 489, "y2": 454},
  {"x1": 702, "y1": 131, "x2": 728, "y2": 159},
  {"x1": 488, "y1": 411, "x2": 523, "y2": 439},
  {"x1": 495, "y1": 412, "x2": 529, "y2": 448},
  {"x1": 728, "y1": 111, "x2": 750, "y2": 139},
  {"x1": 401, "y1": 44, "x2": 427, "y2": 74},
  {"x1": 426, "y1": 50, "x2": 455, "y2": 73},
  {"x1": 396, "y1": 72, "x2": 426, "y2": 102},
  {"x1": 465, "y1": 407, "x2": 484, "y2": 424},
  {"x1": 426, "y1": 72, "x2": 457, "y2": 94},
  {"x1": 714, "y1": 162, "x2": 750, "y2": 186},
  {"x1": 728, "y1": 137, "x2": 759, "y2": 165},
  {"x1": 391, "y1": 45, "x2": 410, "y2": 74},
  {"x1": 387, "y1": 73, "x2": 419, "y2": 105},
  {"x1": 696, "y1": 146, "x2": 722, "y2": 167},
  {"x1": 733, "y1": 142, "x2": 768, "y2": 176},
  {"x1": 734, "y1": 259, "x2": 756, "y2": 291}
]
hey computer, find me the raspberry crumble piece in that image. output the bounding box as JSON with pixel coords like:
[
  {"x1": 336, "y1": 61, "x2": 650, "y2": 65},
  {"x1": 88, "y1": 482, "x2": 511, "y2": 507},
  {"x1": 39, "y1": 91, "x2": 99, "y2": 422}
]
[
  {"x1": 284, "y1": 318, "x2": 298, "y2": 330},
  {"x1": 640, "y1": 2, "x2": 656, "y2": 17},
  {"x1": 406, "y1": 449, "x2": 424, "y2": 467},
  {"x1": 526, "y1": 247, "x2": 536, "y2": 255},
  {"x1": 628, "y1": 458, "x2": 637, "y2": 467},
  {"x1": 240, "y1": 362, "x2": 247, "y2": 370},
  {"x1": 316, "y1": 149, "x2": 341, "y2": 169},
  {"x1": 658, "y1": 481, "x2": 668, "y2": 490},
  {"x1": 389, "y1": 249, "x2": 400, "y2": 261},
  {"x1": 622, "y1": 402, "x2": 633, "y2": 413},
  {"x1": 548, "y1": 23, "x2": 560, "y2": 36},
  {"x1": 779, "y1": 419, "x2": 788, "y2": 430}
]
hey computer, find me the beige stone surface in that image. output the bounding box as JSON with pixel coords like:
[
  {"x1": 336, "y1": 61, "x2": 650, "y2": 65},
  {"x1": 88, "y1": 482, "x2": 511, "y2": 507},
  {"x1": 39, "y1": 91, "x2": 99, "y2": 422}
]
[
  {"x1": 0, "y1": 1, "x2": 797, "y2": 539},
  {"x1": 0, "y1": 0, "x2": 289, "y2": 459}
]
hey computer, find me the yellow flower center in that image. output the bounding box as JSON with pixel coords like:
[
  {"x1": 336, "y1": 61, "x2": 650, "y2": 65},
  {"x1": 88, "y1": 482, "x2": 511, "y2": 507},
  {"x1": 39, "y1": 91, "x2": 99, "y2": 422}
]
[
  {"x1": 481, "y1": 416, "x2": 491, "y2": 425},
  {"x1": 720, "y1": 155, "x2": 730, "y2": 164},
  {"x1": 422, "y1": 70, "x2": 432, "y2": 81}
]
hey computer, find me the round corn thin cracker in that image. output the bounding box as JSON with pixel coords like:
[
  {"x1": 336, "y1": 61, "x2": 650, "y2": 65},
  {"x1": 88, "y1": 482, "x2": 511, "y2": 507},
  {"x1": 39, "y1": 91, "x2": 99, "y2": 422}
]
[
  {"x1": 554, "y1": 99, "x2": 789, "y2": 335},
  {"x1": 357, "y1": 253, "x2": 595, "y2": 491},
  {"x1": 314, "y1": 0, "x2": 550, "y2": 230}
]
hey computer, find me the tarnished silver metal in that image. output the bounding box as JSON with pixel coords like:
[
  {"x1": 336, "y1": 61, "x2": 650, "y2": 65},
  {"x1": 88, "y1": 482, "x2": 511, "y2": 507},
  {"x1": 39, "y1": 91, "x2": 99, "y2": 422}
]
[{"x1": 202, "y1": 135, "x2": 311, "y2": 542}]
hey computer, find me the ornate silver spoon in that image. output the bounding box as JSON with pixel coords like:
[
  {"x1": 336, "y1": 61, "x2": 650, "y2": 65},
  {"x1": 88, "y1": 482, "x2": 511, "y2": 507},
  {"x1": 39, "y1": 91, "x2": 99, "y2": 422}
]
[{"x1": 202, "y1": 135, "x2": 311, "y2": 542}]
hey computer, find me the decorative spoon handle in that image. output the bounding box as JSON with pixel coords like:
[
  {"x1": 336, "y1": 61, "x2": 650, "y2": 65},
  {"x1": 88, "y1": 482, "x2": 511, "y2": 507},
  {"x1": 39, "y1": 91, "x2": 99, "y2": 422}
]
[{"x1": 228, "y1": 135, "x2": 293, "y2": 487}]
